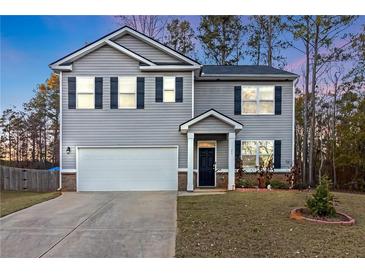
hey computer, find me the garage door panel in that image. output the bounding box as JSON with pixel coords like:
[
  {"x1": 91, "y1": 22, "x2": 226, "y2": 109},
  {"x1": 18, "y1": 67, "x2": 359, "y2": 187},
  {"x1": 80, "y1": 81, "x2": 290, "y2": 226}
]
[{"x1": 77, "y1": 147, "x2": 178, "y2": 191}]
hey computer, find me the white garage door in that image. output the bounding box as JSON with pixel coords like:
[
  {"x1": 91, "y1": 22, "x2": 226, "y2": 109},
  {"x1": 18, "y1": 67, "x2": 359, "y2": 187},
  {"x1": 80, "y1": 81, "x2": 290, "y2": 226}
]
[{"x1": 77, "y1": 147, "x2": 178, "y2": 191}]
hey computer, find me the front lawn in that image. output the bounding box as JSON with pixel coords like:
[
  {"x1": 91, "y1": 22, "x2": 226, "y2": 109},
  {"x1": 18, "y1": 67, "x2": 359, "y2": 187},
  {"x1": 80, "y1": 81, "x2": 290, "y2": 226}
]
[
  {"x1": 176, "y1": 191, "x2": 365, "y2": 257},
  {"x1": 0, "y1": 191, "x2": 61, "y2": 217}
]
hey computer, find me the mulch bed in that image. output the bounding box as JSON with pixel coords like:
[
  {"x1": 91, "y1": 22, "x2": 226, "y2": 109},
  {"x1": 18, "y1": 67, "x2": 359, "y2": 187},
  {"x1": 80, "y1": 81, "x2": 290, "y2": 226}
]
[{"x1": 235, "y1": 188, "x2": 297, "y2": 192}]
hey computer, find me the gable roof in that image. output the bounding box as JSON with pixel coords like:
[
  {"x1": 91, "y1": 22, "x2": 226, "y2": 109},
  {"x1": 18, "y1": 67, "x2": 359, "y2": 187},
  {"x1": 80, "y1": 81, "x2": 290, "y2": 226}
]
[
  {"x1": 200, "y1": 65, "x2": 298, "y2": 79},
  {"x1": 49, "y1": 26, "x2": 201, "y2": 71},
  {"x1": 179, "y1": 109, "x2": 243, "y2": 133}
]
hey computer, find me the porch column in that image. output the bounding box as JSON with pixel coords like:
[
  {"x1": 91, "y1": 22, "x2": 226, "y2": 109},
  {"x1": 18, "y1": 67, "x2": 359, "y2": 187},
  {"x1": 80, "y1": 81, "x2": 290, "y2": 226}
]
[
  {"x1": 228, "y1": 132, "x2": 236, "y2": 190},
  {"x1": 187, "y1": 132, "x2": 194, "y2": 191}
]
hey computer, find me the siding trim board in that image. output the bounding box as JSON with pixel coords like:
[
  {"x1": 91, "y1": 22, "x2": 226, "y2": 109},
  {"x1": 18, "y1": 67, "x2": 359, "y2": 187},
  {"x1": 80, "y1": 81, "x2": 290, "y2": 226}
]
[
  {"x1": 180, "y1": 108, "x2": 243, "y2": 133},
  {"x1": 50, "y1": 26, "x2": 200, "y2": 70}
]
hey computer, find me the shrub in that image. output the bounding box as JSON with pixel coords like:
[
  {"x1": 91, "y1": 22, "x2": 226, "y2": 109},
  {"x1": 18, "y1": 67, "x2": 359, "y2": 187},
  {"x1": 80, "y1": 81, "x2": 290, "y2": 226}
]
[
  {"x1": 306, "y1": 176, "x2": 336, "y2": 217},
  {"x1": 236, "y1": 178, "x2": 257, "y2": 188},
  {"x1": 255, "y1": 157, "x2": 274, "y2": 188},
  {"x1": 269, "y1": 180, "x2": 289, "y2": 189},
  {"x1": 285, "y1": 164, "x2": 301, "y2": 189}
]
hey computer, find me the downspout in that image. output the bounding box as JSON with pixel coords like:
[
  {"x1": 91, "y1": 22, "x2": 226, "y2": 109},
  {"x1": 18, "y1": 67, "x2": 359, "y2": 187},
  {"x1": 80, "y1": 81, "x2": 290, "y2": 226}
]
[{"x1": 57, "y1": 71, "x2": 63, "y2": 191}]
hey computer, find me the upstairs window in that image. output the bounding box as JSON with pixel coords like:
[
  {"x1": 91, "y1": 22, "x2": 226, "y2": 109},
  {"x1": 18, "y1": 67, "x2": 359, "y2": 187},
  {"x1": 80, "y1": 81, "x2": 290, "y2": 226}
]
[
  {"x1": 241, "y1": 140, "x2": 274, "y2": 168},
  {"x1": 76, "y1": 77, "x2": 94, "y2": 109},
  {"x1": 242, "y1": 86, "x2": 274, "y2": 114},
  {"x1": 163, "y1": 77, "x2": 175, "y2": 102},
  {"x1": 119, "y1": 77, "x2": 136, "y2": 109}
]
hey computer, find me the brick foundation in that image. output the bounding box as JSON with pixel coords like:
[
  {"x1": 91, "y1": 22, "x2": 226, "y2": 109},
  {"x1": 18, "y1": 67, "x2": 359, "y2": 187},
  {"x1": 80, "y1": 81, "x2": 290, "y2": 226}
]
[
  {"x1": 238, "y1": 173, "x2": 288, "y2": 183},
  {"x1": 61, "y1": 173, "x2": 76, "y2": 191},
  {"x1": 62, "y1": 171, "x2": 288, "y2": 192},
  {"x1": 236, "y1": 173, "x2": 289, "y2": 188},
  {"x1": 216, "y1": 172, "x2": 228, "y2": 188},
  {"x1": 178, "y1": 171, "x2": 197, "y2": 191}
]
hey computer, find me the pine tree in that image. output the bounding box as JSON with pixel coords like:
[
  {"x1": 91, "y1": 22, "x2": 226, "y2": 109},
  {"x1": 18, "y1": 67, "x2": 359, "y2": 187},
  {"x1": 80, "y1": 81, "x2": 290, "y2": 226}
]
[
  {"x1": 198, "y1": 16, "x2": 244, "y2": 65},
  {"x1": 165, "y1": 19, "x2": 195, "y2": 56}
]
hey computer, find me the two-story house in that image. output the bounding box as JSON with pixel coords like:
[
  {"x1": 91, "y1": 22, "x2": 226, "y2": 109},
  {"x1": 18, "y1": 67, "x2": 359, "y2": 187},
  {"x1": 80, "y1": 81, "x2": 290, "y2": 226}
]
[{"x1": 50, "y1": 26, "x2": 297, "y2": 192}]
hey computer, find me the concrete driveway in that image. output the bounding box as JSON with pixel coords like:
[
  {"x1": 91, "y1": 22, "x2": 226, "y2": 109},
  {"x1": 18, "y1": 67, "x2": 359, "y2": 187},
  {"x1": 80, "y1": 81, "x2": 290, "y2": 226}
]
[{"x1": 0, "y1": 192, "x2": 176, "y2": 258}]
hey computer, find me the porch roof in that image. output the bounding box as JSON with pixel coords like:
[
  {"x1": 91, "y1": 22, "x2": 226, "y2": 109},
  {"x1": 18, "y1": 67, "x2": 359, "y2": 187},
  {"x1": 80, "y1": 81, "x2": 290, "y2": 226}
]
[{"x1": 179, "y1": 109, "x2": 243, "y2": 134}]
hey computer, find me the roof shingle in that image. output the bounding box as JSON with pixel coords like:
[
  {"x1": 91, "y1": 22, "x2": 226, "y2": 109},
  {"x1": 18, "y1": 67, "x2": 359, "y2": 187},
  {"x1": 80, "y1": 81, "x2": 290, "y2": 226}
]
[{"x1": 201, "y1": 65, "x2": 297, "y2": 76}]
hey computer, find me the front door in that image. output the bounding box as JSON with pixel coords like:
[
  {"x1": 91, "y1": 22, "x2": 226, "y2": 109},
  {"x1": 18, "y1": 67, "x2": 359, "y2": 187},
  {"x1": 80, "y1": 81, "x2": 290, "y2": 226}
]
[{"x1": 199, "y1": 148, "x2": 215, "y2": 187}]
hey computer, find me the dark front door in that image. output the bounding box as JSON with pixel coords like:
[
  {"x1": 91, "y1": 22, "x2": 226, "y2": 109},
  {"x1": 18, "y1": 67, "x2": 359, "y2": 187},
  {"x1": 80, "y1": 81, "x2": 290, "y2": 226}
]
[{"x1": 199, "y1": 148, "x2": 215, "y2": 187}]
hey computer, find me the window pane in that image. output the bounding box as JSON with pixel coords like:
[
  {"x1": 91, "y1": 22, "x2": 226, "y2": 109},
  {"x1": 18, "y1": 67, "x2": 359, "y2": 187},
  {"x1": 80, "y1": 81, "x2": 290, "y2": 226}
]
[
  {"x1": 242, "y1": 102, "x2": 257, "y2": 114},
  {"x1": 259, "y1": 102, "x2": 274, "y2": 114},
  {"x1": 164, "y1": 77, "x2": 175, "y2": 90},
  {"x1": 242, "y1": 155, "x2": 256, "y2": 167},
  {"x1": 119, "y1": 77, "x2": 136, "y2": 94},
  {"x1": 242, "y1": 141, "x2": 257, "y2": 155},
  {"x1": 242, "y1": 87, "x2": 256, "y2": 100},
  {"x1": 259, "y1": 155, "x2": 273, "y2": 167},
  {"x1": 259, "y1": 86, "x2": 274, "y2": 100},
  {"x1": 164, "y1": 90, "x2": 175, "y2": 102},
  {"x1": 259, "y1": 141, "x2": 274, "y2": 155},
  {"x1": 77, "y1": 77, "x2": 94, "y2": 93},
  {"x1": 77, "y1": 94, "x2": 94, "y2": 109},
  {"x1": 119, "y1": 94, "x2": 136, "y2": 108}
]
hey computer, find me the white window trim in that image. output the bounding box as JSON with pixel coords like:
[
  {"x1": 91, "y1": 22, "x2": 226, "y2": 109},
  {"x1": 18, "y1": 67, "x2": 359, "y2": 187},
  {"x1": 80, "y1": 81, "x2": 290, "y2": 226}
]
[
  {"x1": 241, "y1": 85, "x2": 275, "y2": 115},
  {"x1": 240, "y1": 140, "x2": 274, "y2": 168},
  {"x1": 76, "y1": 76, "x2": 95, "y2": 109},
  {"x1": 163, "y1": 76, "x2": 176, "y2": 103},
  {"x1": 118, "y1": 76, "x2": 137, "y2": 109}
]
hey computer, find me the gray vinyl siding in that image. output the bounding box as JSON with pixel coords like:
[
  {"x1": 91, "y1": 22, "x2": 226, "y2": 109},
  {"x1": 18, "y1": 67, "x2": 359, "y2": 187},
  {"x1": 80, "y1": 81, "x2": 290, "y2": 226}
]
[
  {"x1": 189, "y1": 116, "x2": 235, "y2": 133},
  {"x1": 194, "y1": 81, "x2": 294, "y2": 169},
  {"x1": 113, "y1": 34, "x2": 183, "y2": 63},
  {"x1": 193, "y1": 140, "x2": 228, "y2": 170},
  {"x1": 61, "y1": 45, "x2": 192, "y2": 169}
]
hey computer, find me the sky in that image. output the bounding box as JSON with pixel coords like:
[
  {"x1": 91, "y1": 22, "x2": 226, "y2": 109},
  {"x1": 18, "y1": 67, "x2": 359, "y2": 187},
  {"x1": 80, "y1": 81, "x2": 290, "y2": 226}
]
[{"x1": 1, "y1": 15, "x2": 364, "y2": 110}]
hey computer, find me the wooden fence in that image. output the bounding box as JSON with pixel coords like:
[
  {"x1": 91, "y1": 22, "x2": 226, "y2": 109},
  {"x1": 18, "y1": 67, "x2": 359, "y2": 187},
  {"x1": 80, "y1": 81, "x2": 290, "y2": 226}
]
[{"x1": 0, "y1": 165, "x2": 59, "y2": 192}]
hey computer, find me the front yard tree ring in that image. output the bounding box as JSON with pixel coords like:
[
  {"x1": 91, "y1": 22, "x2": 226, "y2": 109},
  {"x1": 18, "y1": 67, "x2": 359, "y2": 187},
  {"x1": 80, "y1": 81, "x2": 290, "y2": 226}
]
[{"x1": 290, "y1": 207, "x2": 355, "y2": 225}]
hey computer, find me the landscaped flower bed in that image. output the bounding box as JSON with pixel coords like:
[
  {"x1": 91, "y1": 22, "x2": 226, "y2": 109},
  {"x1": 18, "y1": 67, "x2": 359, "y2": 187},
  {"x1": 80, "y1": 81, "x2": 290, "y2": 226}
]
[
  {"x1": 290, "y1": 176, "x2": 356, "y2": 225},
  {"x1": 290, "y1": 207, "x2": 355, "y2": 225}
]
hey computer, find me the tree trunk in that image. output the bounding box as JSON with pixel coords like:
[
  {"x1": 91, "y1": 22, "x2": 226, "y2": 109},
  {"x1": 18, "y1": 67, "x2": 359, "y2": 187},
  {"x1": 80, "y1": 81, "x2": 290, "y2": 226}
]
[
  {"x1": 309, "y1": 17, "x2": 320, "y2": 187},
  {"x1": 267, "y1": 16, "x2": 273, "y2": 67},
  {"x1": 332, "y1": 75, "x2": 338, "y2": 189},
  {"x1": 256, "y1": 37, "x2": 261, "y2": 65},
  {"x1": 302, "y1": 17, "x2": 310, "y2": 186}
]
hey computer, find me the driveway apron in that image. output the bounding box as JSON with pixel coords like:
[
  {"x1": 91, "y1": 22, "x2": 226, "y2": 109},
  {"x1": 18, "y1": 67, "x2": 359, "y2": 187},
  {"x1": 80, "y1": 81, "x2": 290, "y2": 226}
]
[{"x1": 0, "y1": 192, "x2": 177, "y2": 258}]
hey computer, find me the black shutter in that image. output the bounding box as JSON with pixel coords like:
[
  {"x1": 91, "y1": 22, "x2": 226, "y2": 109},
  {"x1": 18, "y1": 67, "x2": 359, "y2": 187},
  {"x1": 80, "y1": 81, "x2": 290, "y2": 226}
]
[
  {"x1": 175, "y1": 77, "x2": 183, "y2": 102},
  {"x1": 110, "y1": 77, "x2": 118, "y2": 109},
  {"x1": 234, "y1": 86, "x2": 241, "y2": 115},
  {"x1": 235, "y1": 140, "x2": 241, "y2": 169},
  {"x1": 68, "y1": 77, "x2": 76, "y2": 109},
  {"x1": 155, "y1": 77, "x2": 163, "y2": 102},
  {"x1": 137, "y1": 77, "x2": 145, "y2": 109},
  {"x1": 95, "y1": 77, "x2": 103, "y2": 109},
  {"x1": 274, "y1": 140, "x2": 281, "y2": 169},
  {"x1": 275, "y1": 86, "x2": 282, "y2": 115}
]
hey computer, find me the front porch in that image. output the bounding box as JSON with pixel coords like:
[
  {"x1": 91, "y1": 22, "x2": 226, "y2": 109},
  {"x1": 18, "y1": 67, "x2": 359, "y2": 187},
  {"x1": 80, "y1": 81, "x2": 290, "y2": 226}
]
[{"x1": 179, "y1": 109, "x2": 243, "y2": 191}]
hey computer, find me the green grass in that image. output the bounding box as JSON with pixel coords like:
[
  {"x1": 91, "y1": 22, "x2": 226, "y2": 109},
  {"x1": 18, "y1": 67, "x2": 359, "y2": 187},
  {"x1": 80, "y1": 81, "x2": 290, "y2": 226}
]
[
  {"x1": 176, "y1": 191, "x2": 365, "y2": 257},
  {"x1": 0, "y1": 191, "x2": 61, "y2": 217}
]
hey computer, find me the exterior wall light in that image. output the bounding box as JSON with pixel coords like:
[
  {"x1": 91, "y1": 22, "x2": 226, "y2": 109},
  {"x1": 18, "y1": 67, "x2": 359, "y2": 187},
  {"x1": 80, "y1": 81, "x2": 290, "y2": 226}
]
[{"x1": 66, "y1": 147, "x2": 71, "y2": 154}]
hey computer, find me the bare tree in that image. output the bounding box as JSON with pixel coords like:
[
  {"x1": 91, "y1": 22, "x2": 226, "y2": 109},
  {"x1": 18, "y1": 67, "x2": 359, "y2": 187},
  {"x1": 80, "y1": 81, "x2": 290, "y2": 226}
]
[
  {"x1": 327, "y1": 66, "x2": 342, "y2": 189},
  {"x1": 115, "y1": 16, "x2": 167, "y2": 41}
]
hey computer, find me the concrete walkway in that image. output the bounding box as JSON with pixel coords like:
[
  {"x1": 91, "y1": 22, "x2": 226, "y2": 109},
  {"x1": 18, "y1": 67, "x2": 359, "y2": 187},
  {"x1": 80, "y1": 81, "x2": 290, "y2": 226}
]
[{"x1": 0, "y1": 192, "x2": 177, "y2": 258}]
